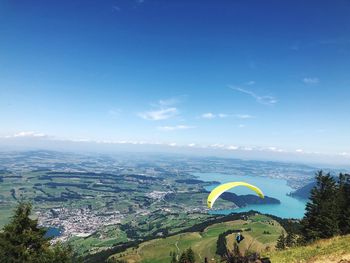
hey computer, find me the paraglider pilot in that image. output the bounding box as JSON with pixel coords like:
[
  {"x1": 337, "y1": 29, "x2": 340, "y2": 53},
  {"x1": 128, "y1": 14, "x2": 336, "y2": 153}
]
[{"x1": 236, "y1": 232, "x2": 245, "y2": 243}]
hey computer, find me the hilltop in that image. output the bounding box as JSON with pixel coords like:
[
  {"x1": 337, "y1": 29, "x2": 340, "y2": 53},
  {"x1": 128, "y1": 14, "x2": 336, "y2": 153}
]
[
  {"x1": 268, "y1": 234, "x2": 350, "y2": 263},
  {"x1": 107, "y1": 214, "x2": 284, "y2": 263}
]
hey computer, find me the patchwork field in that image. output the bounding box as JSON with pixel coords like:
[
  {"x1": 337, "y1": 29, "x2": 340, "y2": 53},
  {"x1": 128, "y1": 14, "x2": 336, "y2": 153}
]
[{"x1": 108, "y1": 214, "x2": 283, "y2": 263}]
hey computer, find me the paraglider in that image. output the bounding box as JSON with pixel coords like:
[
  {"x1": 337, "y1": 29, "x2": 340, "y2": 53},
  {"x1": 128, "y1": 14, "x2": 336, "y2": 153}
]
[
  {"x1": 236, "y1": 232, "x2": 245, "y2": 243},
  {"x1": 207, "y1": 181, "x2": 264, "y2": 208}
]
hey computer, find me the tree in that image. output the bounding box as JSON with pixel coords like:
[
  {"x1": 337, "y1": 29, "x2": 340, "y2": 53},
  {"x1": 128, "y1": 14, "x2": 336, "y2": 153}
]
[
  {"x1": 285, "y1": 232, "x2": 296, "y2": 248},
  {"x1": 301, "y1": 171, "x2": 340, "y2": 242},
  {"x1": 216, "y1": 232, "x2": 226, "y2": 257},
  {"x1": 186, "y1": 248, "x2": 195, "y2": 263},
  {"x1": 0, "y1": 202, "x2": 75, "y2": 263},
  {"x1": 178, "y1": 252, "x2": 187, "y2": 263},
  {"x1": 216, "y1": 230, "x2": 236, "y2": 257},
  {"x1": 275, "y1": 232, "x2": 286, "y2": 250},
  {"x1": 338, "y1": 173, "x2": 350, "y2": 235},
  {"x1": 175, "y1": 248, "x2": 195, "y2": 263}
]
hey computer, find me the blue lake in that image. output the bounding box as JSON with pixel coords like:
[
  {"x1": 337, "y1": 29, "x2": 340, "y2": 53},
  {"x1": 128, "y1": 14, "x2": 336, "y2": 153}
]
[
  {"x1": 45, "y1": 227, "x2": 62, "y2": 238},
  {"x1": 193, "y1": 172, "x2": 308, "y2": 219}
]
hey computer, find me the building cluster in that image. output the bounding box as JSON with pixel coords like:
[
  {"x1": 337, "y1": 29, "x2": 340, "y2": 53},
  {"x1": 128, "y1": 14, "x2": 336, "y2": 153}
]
[{"x1": 37, "y1": 207, "x2": 123, "y2": 242}]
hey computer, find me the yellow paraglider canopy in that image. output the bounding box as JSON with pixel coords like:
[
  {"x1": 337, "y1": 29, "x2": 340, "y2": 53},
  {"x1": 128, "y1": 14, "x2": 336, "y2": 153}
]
[{"x1": 207, "y1": 182, "x2": 264, "y2": 208}]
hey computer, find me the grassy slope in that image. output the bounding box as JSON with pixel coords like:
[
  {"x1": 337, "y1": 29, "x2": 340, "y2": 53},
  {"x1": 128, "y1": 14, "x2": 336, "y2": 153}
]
[
  {"x1": 268, "y1": 234, "x2": 350, "y2": 263},
  {"x1": 108, "y1": 214, "x2": 283, "y2": 263}
]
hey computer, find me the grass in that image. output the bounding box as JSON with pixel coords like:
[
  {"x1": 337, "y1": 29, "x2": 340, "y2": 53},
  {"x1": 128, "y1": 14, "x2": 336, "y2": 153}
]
[
  {"x1": 267, "y1": 234, "x2": 350, "y2": 263},
  {"x1": 108, "y1": 214, "x2": 283, "y2": 263},
  {"x1": 68, "y1": 227, "x2": 128, "y2": 255}
]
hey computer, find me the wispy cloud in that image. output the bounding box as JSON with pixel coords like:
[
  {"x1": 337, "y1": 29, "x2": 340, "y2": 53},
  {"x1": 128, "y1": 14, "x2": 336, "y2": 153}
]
[
  {"x1": 140, "y1": 98, "x2": 181, "y2": 121},
  {"x1": 201, "y1": 112, "x2": 216, "y2": 119},
  {"x1": 235, "y1": 114, "x2": 254, "y2": 119},
  {"x1": 158, "y1": 98, "x2": 180, "y2": 106},
  {"x1": 230, "y1": 86, "x2": 277, "y2": 105},
  {"x1": 217, "y1": 113, "x2": 228, "y2": 118},
  {"x1": 139, "y1": 107, "x2": 178, "y2": 121},
  {"x1": 200, "y1": 113, "x2": 254, "y2": 119},
  {"x1": 200, "y1": 113, "x2": 229, "y2": 119},
  {"x1": 157, "y1": 125, "x2": 195, "y2": 131},
  {"x1": 226, "y1": 145, "x2": 239, "y2": 150},
  {"x1": 303, "y1": 77, "x2": 319, "y2": 84},
  {"x1": 112, "y1": 5, "x2": 121, "y2": 12},
  {"x1": 3, "y1": 131, "x2": 48, "y2": 138}
]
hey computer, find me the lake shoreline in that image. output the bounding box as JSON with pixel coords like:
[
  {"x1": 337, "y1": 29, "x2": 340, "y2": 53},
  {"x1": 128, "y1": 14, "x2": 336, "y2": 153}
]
[{"x1": 193, "y1": 172, "x2": 307, "y2": 219}]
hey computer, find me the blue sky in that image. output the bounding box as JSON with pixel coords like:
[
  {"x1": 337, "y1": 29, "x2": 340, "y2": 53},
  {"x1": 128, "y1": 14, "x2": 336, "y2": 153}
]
[{"x1": 1, "y1": 0, "x2": 350, "y2": 162}]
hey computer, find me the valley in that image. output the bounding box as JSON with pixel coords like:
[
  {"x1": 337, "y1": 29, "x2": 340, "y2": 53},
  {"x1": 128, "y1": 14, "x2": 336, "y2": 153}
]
[{"x1": 0, "y1": 150, "x2": 321, "y2": 256}]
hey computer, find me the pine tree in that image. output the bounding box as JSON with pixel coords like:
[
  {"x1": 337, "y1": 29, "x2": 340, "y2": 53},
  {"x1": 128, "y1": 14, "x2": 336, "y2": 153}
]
[
  {"x1": 0, "y1": 202, "x2": 74, "y2": 263},
  {"x1": 338, "y1": 173, "x2": 350, "y2": 235},
  {"x1": 275, "y1": 232, "x2": 286, "y2": 250},
  {"x1": 186, "y1": 248, "x2": 195, "y2": 263},
  {"x1": 301, "y1": 171, "x2": 340, "y2": 242},
  {"x1": 285, "y1": 232, "x2": 296, "y2": 248},
  {"x1": 179, "y1": 251, "x2": 187, "y2": 263}
]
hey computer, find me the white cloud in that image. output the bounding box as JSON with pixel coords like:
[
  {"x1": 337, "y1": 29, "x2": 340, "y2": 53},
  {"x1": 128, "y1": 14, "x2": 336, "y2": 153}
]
[
  {"x1": 157, "y1": 125, "x2": 195, "y2": 131},
  {"x1": 235, "y1": 114, "x2": 254, "y2": 119},
  {"x1": 218, "y1": 113, "x2": 228, "y2": 118},
  {"x1": 238, "y1": 124, "x2": 245, "y2": 128},
  {"x1": 4, "y1": 131, "x2": 48, "y2": 138},
  {"x1": 226, "y1": 145, "x2": 238, "y2": 150},
  {"x1": 266, "y1": 146, "x2": 285, "y2": 153},
  {"x1": 140, "y1": 98, "x2": 183, "y2": 121},
  {"x1": 303, "y1": 77, "x2": 319, "y2": 84},
  {"x1": 158, "y1": 98, "x2": 179, "y2": 106},
  {"x1": 201, "y1": 113, "x2": 254, "y2": 119},
  {"x1": 2, "y1": 132, "x2": 349, "y2": 162},
  {"x1": 139, "y1": 107, "x2": 178, "y2": 121},
  {"x1": 338, "y1": 152, "x2": 349, "y2": 157},
  {"x1": 243, "y1": 147, "x2": 253, "y2": 151},
  {"x1": 210, "y1": 144, "x2": 225, "y2": 149},
  {"x1": 230, "y1": 87, "x2": 277, "y2": 105},
  {"x1": 201, "y1": 112, "x2": 216, "y2": 119}
]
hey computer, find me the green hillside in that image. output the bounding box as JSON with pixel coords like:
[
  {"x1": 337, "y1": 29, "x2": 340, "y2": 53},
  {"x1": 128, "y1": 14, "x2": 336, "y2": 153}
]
[
  {"x1": 267, "y1": 234, "x2": 350, "y2": 263},
  {"x1": 108, "y1": 214, "x2": 283, "y2": 263}
]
